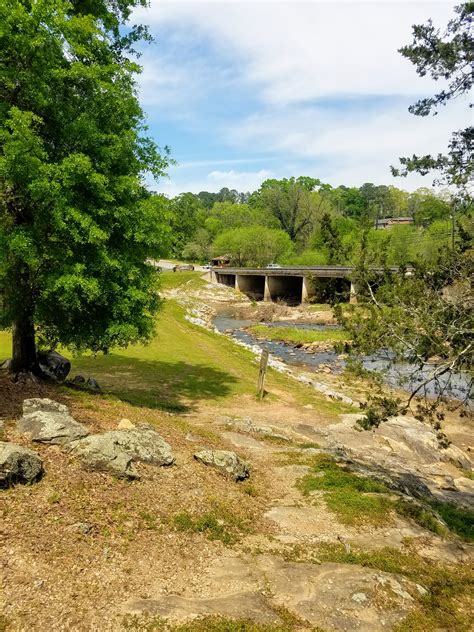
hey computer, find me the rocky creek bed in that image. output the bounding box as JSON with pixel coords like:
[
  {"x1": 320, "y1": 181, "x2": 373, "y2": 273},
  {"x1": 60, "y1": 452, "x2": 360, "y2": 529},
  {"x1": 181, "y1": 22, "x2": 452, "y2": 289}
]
[{"x1": 213, "y1": 310, "x2": 472, "y2": 404}]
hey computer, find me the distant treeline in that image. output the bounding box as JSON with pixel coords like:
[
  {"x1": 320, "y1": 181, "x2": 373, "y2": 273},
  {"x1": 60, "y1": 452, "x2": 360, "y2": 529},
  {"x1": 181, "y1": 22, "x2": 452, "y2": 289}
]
[{"x1": 154, "y1": 177, "x2": 473, "y2": 267}]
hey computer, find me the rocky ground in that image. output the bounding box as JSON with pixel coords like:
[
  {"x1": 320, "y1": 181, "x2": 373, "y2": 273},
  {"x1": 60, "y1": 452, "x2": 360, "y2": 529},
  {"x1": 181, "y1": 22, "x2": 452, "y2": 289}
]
[{"x1": 1, "y1": 278, "x2": 473, "y2": 631}]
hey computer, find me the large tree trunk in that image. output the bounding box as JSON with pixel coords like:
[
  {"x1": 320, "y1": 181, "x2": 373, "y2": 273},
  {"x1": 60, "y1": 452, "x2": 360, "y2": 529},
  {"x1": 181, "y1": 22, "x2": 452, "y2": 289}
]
[
  {"x1": 9, "y1": 259, "x2": 39, "y2": 374},
  {"x1": 11, "y1": 312, "x2": 38, "y2": 374}
]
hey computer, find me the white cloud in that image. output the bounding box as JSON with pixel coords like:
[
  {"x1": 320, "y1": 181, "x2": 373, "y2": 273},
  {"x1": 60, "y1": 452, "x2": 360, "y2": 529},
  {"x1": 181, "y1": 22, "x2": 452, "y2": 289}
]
[
  {"x1": 133, "y1": 1, "x2": 465, "y2": 192},
  {"x1": 135, "y1": 1, "x2": 457, "y2": 105},
  {"x1": 207, "y1": 168, "x2": 273, "y2": 185},
  {"x1": 155, "y1": 168, "x2": 274, "y2": 196}
]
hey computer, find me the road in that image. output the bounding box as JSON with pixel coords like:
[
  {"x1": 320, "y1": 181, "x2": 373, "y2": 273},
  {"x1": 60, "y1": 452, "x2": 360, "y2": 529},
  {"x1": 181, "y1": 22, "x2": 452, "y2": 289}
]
[{"x1": 150, "y1": 259, "x2": 208, "y2": 272}]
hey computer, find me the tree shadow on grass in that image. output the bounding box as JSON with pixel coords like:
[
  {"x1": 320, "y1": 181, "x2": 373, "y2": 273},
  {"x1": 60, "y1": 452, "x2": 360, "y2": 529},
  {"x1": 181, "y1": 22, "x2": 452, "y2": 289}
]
[{"x1": 71, "y1": 354, "x2": 239, "y2": 412}]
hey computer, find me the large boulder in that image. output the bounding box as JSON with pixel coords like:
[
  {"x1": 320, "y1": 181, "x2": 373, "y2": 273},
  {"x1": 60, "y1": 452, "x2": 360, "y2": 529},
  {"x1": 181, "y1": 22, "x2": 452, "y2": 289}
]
[
  {"x1": 69, "y1": 433, "x2": 138, "y2": 479},
  {"x1": 0, "y1": 442, "x2": 43, "y2": 488},
  {"x1": 37, "y1": 351, "x2": 71, "y2": 382},
  {"x1": 18, "y1": 398, "x2": 89, "y2": 445},
  {"x1": 194, "y1": 449, "x2": 250, "y2": 481},
  {"x1": 69, "y1": 426, "x2": 175, "y2": 479}
]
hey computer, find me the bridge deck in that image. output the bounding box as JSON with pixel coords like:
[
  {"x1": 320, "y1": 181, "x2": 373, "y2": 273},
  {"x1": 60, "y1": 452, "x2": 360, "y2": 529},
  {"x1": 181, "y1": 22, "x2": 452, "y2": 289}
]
[{"x1": 212, "y1": 266, "x2": 397, "y2": 278}]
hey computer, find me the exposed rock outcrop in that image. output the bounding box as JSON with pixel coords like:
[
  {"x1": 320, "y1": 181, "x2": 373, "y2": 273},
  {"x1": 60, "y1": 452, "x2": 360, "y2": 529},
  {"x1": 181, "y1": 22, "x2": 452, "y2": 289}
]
[
  {"x1": 222, "y1": 416, "x2": 290, "y2": 441},
  {"x1": 309, "y1": 414, "x2": 473, "y2": 505},
  {"x1": 124, "y1": 554, "x2": 424, "y2": 631}
]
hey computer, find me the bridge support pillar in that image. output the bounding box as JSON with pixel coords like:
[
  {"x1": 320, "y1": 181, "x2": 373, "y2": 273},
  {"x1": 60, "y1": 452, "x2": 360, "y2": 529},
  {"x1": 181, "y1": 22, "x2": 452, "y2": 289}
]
[
  {"x1": 301, "y1": 277, "x2": 310, "y2": 303},
  {"x1": 264, "y1": 276, "x2": 272, "y2": 302},
  {"x1": 350, "y1": 281, "x2": 358, "y2": 304}
]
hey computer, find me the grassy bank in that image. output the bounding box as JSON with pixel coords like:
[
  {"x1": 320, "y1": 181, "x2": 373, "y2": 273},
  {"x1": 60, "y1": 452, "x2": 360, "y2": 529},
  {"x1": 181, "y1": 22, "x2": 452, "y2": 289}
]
[
  {"x1": 248, "y1": 323, "x2": 349, "y2": 346},
  {"x1": 0, "y1": 273, "x2": 352, "y2": 415}
]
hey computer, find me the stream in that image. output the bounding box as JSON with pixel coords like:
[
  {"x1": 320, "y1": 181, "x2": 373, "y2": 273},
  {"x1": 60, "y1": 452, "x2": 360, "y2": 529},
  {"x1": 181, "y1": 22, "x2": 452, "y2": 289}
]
[{"x1": 214, "y1": 312, "x2": 472, "y2": 404}]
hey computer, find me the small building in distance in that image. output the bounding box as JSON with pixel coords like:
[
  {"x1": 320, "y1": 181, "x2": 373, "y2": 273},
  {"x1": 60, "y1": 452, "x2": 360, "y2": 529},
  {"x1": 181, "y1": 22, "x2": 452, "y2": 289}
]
[
  {"x1": 376, "y1": 217, "x2": 414, "y2": 229},
  {"x1": 211, "y1": 255, "x2": 231, "y2": 267}
]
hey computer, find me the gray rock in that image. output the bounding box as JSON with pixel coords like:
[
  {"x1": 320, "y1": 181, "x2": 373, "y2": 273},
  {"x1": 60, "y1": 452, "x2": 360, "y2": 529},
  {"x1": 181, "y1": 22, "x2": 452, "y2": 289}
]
[
  {"x1": 72, "y1": 375, "x2": 86, "y2": 385},
  {"x1": 18, "y1": 398, "x2": 89, "y2": 445},
  {"x1": 70, "y1": 433, "x2": 138, "y2": 479},
  {"x1": 38, "y1": 350, "x2": 71, "y2": 381},
  {"x1": 0, "y1": 442, "x2": 43, "y2": 488},
  {"x1": 86, "y1": 377, "x2": 101, "y2": 391},
  {"x1": 224, "y1": 416, "x2": 290, "y2": 441},
  {"x1": 194, "y1": 449, "x2": 250, "y2": 481},
  {"x1": 70, "y1": 426, "x2": 175, "y2": 479}
]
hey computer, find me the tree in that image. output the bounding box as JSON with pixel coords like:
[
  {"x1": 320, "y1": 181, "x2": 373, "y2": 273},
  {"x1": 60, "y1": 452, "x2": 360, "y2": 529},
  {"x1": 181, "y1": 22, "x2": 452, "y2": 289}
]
[
  {"x1": 336, "y1": 253, "x2": 473, "y2": 425},
  {"x1": 169, "y1": 193, "x2": 205, "y2": 256},
  {"x1": 251, "y1": 177, "x2": 329, "y2": 245},
  {"x1": 335, "y1": 4, "x2": 473, "y2": 426},
  {"x1": 312, "y1": 213, "x2": 343, "y2": 264},
  {"x1": 213, "y1": 226, "x2": 292, "y2": 267},
  {"x1": 0, "y1": 0, "x2": 170, "y2": 374},
  {"x1": 329, "y1": 186, "x2": 367, "y2": 219},
  {"x1": 392, "y1": 2, "x2": 474, "y2": 195},
  {"x1": 202, "y1": 201, "x2": 276, "y2": 239},
  {"x1": 408, "y1": 188, "x2": 453, "y2": 225},
  {"x1": 182, "y1": 228, "x2": 213, "y2": 262},
  {"x1": 196, "y1": 187, "x2": 246, "y2": 209}
]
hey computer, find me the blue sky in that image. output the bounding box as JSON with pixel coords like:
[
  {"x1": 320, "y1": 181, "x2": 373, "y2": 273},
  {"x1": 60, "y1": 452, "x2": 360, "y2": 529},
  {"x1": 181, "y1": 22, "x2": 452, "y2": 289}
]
[{"x1": 132, "y1": 1, "x2": 471, "y2": 196}]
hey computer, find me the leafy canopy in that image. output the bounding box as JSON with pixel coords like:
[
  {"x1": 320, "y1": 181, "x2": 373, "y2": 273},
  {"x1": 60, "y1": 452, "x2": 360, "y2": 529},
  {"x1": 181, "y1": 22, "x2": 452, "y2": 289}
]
[
  {"x1": 392, "y1": 2, "x2": 473, "y2": 193},
  {"x1": 0, "y1": 0, "x2": 171, "y2": 357}
]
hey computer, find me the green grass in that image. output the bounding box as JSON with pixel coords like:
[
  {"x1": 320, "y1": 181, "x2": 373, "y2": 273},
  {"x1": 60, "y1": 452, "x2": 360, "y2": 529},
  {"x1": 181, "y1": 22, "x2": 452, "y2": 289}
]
[
  {"x1": 294, "y1": 455, "x2": 474, "y2": 539},
  {"x1": 248, "y1": 324, "x2": 349, "y2": 346},
  {"x1": 0, "y1": 274, "x2": 354, "y2": 416},
  {"x1": 297, "y1": 455, "x2": 392, "y2": 526},
  {"x1": 395, "y1": 500, "x2": 474, "y2": 542},
  {"x1": 430, "y1": 501, "x2": 474, "y2": 542},
  {"x1": 159, "y1": 270, "x2": 204, "y2": 291},
  {"x1": 172, "y1": 498, "x2": 254, "y2": 546},
  {"x1": 395, "y1": 500, "x2": 448, "y2": 538},
  {"x1": 297, "y1": 455, "x2": 388, "y2": 494},
  {"x1": 325, "y1": 490, "x2": 393, "y2": 526},
  {"x1": 123, "y1": 612, "x2": 318, "y2": 632},
  {"x1": 172, "y1": 511, "x2": 237, "y2": 545},
  {"x1": 307, "y1": 303, "x2": 332, "y2": 312}
]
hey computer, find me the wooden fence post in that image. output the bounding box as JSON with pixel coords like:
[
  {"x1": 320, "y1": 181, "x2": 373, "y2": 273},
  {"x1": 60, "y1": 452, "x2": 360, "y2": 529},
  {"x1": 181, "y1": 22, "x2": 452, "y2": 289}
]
[{"x1": 257, "y1": 349, "x2": 269, "y2": 399}]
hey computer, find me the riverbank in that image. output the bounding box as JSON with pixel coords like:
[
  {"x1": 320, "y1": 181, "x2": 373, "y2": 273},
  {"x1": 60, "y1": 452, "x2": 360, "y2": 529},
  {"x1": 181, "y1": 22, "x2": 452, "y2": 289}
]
[{"x1": 1, "y1": 271, "x2": 473, "y2": 631}]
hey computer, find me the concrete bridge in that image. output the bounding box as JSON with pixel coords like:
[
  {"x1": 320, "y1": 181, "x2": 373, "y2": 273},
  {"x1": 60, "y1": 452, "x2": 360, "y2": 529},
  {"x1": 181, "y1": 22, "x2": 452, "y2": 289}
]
[{"x1": 205, "y1": 266, "x2": 364, "y2": 304}]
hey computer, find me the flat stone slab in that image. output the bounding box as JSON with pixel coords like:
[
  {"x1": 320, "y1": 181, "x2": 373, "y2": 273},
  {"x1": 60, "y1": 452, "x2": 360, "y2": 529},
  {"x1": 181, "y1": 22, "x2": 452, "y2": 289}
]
[
  {"x1": 18, "y1": 398, "x2": 89, "y2": 445},
  {"x1": 69, "y1": 426, "x2": 175, "y2": 479},
  {"x1": 194, "y1": 449, "x2": 250, "y2": 481},
  {"x1": 222, "y1": 432, "x2": 265, "y2": 450},
  {"x1": 125, "y1": 592, "x2": 280, "y2": 624},
  {"x1": 0, "y1": 441, "x2": 43, "y2": 488},
  {"x1": 222, "y1": 416, "x2": 291, "y2": 441},
  {"x1": 256, "y1": 556, "x2": 423, "y2": 631},
  {"x1": 122, "y1": 553, "x2": 423, "y2": 630}
]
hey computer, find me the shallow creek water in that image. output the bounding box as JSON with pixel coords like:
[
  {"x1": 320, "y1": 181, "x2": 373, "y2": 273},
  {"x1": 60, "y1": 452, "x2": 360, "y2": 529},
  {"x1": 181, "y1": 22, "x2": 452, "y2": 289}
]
[{"x1": 213, "y1": 312, "x2": 471, "y2": 403}]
